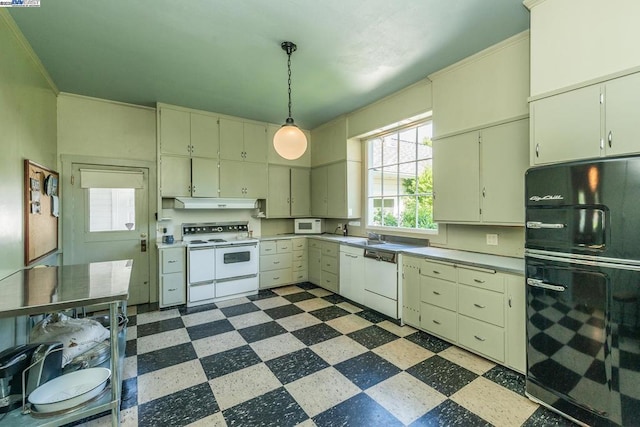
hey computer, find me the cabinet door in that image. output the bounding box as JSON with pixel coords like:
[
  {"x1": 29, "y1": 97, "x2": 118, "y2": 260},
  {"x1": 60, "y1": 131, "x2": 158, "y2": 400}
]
[
  {"x1": 191, "y1": 157, "x2": 219, "y2": 197},
  {"x1": 480, "y1": 119, "x2": 529, "y2": 224},
  {"x1": 243, "y1": 122, "x2": 267, "y2": 163},
  {"x1": 190, "y1": 113, "x2": 219, "y2": 158},
  {"x1": 219, "y1": 160, "x2": 246, "y2": 197},
  {"x1": 267, "y1": 165, "x2": 291, "y2": 217},
  {"x1": 327, "y1": 162, "x2": 347, "y2": 218},
  {"x1": 159, "y1": 107, "x2": 190, "y2": 155},
  {"x1": 505, "y1": 274, "x2": 526, "y2": 373},
  {"x1": 160, "y1": 155, "x2": 191, "y2": 197},
  {"x1": 402, "y1": 257, "x2": 421, "y2": 327},
  {"x1": 605, "y1": 72, "x2": 640, "y2": 157},
  {"x1": 219, "y1": 118, "x2": 244, "y2": 161},
  {"x1": 308, "y1": 247, "x2": 322, "y2": 285},
  {"x1": 531, "y1": 85, "x2": 601, "y2": 165},
  {"x1": 433, "y1": 132, "x2": 480, "y2": 222},
  {"x1": 243, "y1": 162, "x2": 268, "y2": 198},
  {"x1": 311, "y1": 166, "x2": 328, "y2": 217},
  {"x1": 290, "y1": 168, "x2": 311, "y2": 217},
  {"x1": 161, "y1": 273, "x2": 185, "y2": 307}
]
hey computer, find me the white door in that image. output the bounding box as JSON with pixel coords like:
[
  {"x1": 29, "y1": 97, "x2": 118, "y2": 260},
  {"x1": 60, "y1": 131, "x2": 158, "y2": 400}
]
[{"x1": 67, "y1": 163, "x2": 151, "y2": 305}]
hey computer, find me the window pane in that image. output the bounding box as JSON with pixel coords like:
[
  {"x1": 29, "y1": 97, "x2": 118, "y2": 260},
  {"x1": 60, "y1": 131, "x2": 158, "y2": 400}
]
[
  {"x1": 398, "y1": 162, "x2": 417, "y2": 195},
  {"x1": 368, "y1": 167, "x2": 383, "y2": 197},
  {"x1": 368, "y1": 198, "x2": 382, "y2": 226},
  {"x1": 417, "y1": 196, "x2": 437, "y2": 230},
  {"x1": 398, "y1": 128, "x2": 417, "y2": 163},
  {"x1": 416, "y1": 160, "x2": 433, "y2": 196},
  {"x1": 417, "y1": 123, "x2": 433, "y2": 160},
  {"x1": 369, "y1": 138, "x2": 382, "y2": 168},
  {"x1": 382, "y1": 134, "x2": 398, "y2": 166},
  {"x1": 89, "y1": 188, "x2": 135, "y2": 232},
  {"x1": 399, "y1": 196, "x2": 417, "y2": 228},
  {"x1": 382, "y1": 165, "x2": 399, "y2": 196},
  {"x1": 380, "y1": 197, "x2": 398, "y2": 227}
]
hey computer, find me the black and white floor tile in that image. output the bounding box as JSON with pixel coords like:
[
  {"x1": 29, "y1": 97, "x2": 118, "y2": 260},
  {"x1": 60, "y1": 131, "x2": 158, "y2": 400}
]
[{"x1": 70, "y1": 283, "x2": 576, "y2": 427}]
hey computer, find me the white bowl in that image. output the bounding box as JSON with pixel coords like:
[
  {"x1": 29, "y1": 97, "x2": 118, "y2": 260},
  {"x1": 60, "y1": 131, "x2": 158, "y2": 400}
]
[{"x1": 28, "y1": 367, "x2": 111, "y2": 413}]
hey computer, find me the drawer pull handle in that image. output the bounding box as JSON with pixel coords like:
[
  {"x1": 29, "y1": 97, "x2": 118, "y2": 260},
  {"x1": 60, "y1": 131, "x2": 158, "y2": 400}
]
[
  {"x1": 433, "y1": 291, "x2": 441, "y2": 295},
  {"x1": 168, "y1": 288, "x2": 177, "y2": 292},
  {"x1": 168, "y1": 260, "x2": 176, "y2": 263},
  {"x1": 473, "y1": 303, "x2": 486, "y2": 309},
  {"x1": 265, "y1": 248, "x2": 273, "y2": 251},
  {"x1": 473, "y1": 279, "x2": 485, "y2": 283},
  {"x1": 274, "y1": 277, "x2": 280, "y2": 280},
  {"x1": 433, "y1": 320, "x2": 441, "y2": 325},
  {"x1": 474, "y1": 335, "x2": 486, "y2": 342},
  {"x1": 326, "y1": 264, "x2": 331, "y2": 267},
  {"x1": 433, "y1": 270, "x2": 440, "y2": 274},
  {"x1": 274, "y1": 261, "x2": 280, "y2": 264}
]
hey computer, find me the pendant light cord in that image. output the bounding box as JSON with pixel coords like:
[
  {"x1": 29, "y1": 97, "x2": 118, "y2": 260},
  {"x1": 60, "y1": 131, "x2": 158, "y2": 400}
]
[{"x1": 287, "y1": 51, "x2": 293, "y2": 119}]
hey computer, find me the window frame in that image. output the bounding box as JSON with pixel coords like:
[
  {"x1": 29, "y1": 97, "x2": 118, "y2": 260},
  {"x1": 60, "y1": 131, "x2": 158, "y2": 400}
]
[{"x1": 364, "y1": 119, "x2": 439, "y2": 236}]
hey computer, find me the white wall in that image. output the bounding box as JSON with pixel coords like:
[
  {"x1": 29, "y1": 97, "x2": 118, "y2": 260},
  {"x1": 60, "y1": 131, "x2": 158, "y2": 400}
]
[{"x1": 0, "y1": 10, "x2": 58, "y2": 346}]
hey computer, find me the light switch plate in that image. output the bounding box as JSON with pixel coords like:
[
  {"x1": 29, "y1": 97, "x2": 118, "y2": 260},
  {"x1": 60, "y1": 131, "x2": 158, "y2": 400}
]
[{"x1": 486, "y1": 234, "x2": 499, "y2": 245}]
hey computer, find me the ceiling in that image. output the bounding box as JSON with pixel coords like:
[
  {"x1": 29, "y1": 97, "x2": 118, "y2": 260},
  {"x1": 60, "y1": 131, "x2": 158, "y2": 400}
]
[{"x1": 9, "y1": 1, "x2": 529, "y2": 130}]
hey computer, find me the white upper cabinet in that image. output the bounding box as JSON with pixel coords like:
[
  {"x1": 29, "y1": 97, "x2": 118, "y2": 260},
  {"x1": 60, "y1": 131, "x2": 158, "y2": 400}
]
[
  {"x1": 311, "y1": 161, "x2": 361, "y2": 219},
  {"x1": 434, "y1": 119, "x2": 529, "y2": 225},
  {"x1": 603, "y1": 72, "x2": 640, "y2": 157},
  {"x1": 158, "y1": 105, "x2": 219, "y2": 158},
  {"x1": 430, "y1": 32, "x2": 529, "y2": 138},
  {"x1": 527, "y1": 0, "x2": 640, "y2": 97},
  {"x1": 219, "y1": 118, "x2": 267, "y2": 163},
  {"x1": 266, "y1": 166, "x2": 311, "y2": 218}
]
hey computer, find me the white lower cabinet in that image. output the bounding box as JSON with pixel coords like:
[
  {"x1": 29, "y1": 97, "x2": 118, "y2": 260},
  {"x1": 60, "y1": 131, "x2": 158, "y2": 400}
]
[
  {"x1": 339, "y1": 245, "x2": 365, "y2": 304},
  {"x1": 363, "y1": 257, "x2": 398, "y2": 318},
  {"x1": 402, "y1": 255, "x2": 525, "y2": 373},
  {"x1": 259, "y1": 238, "x2": 307, "y2": 288},
  {"x1": 159, "y1": 247, "x2": 186, "y2": 308},
  {"x1": 308, "y1": 239, "x2": 322, "y2": 285}
]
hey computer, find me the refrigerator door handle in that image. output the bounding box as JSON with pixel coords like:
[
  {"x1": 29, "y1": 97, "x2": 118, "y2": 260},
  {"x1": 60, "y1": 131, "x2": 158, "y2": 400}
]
[
  {"x1": 527, "y1": 278, "x2": 566, "y2": 292},
  {"x1": 526, "y1": 221, "x2": 566, "y2": 229}
]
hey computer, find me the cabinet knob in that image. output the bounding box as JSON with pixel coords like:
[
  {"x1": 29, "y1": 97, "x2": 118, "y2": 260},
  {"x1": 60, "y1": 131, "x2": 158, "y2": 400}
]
[
  {"x1": 535, "y1": 143, "x2": 540, "y2": 157},
  {"x1": 608, "y1": 131, "x2": 613, "y2": 148},
  {"x1": 482, "y1": 187, "x2": 486, "y2": 198}
]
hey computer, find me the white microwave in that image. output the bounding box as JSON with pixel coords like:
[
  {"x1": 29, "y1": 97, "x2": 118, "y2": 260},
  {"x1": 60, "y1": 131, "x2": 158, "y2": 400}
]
[{"x1": 294, "y1": 218, "x2": 324, "y2": 234}]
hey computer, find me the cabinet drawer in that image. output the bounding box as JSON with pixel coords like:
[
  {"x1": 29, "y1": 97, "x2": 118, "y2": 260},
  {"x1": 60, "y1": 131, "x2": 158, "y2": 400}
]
[
  {"x1": 277, "y1": 240, "x2": 292, "y2": 253},
  {"x1": 292, "y1": 238, "x2": 307, "y2": 251},
  {"x1": 161, "y1": 273, "x2": 185, "y2": 306},
  {"x1": 260, "y1": 268, "x2": 292, "y2": 288},
  {"x1": 292, "y1": 250, "x2": 307, "y2": 262},
  {"x1": 458, "y1": 268, "x2": 504, "y2": 293},
  {"x1": 420, "y1": 303, "x2": 457, "y2": 342},
  {"x1": 260, "y1": 253, "x2": 292, "y2": 272},
  {"x1": 458, "y1": 315, "x2": 504, "y2": 362},
  {"x1": 420, "y1": 276, "x2": 457, "y2": 310},
  {"x1": 458, "y1": 284, "x2": 504, "y2": 326},
  {"x1": 292, "y1": 259, "x2": 307, "y2": 271},
  {"x1": 340, "y1": 244, "x2": 363, "y2": 256},
  {"x1": 292, "y1": 269, "x2": 308, "y2": 283},
  {"x1": 420, "y1": 260, "x2": 456, "y2": 282},
  {"x1": 162, "y1": 248, "x2": 184, "y2": 274},
  {"x1": 322, "y1": 255, "x2": 338, "y2": 274},
  {"x1": 321, "y1": 271, "x2": 339, "y2": 292},
  {"x1": 260, "y1": 241, "x2": 277, "y2": 256},
  {"x1": 309, "y1": 239, "x2": 322, "y2": 249},
  {"x1": 322, "y1": 242, "x2": 339, "y2": 257}
]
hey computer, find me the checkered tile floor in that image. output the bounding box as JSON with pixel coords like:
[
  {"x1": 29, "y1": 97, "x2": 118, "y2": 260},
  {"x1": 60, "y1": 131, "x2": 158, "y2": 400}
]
[{"x1": 73, "y1": 283, "x2": 576, "y2": 427}]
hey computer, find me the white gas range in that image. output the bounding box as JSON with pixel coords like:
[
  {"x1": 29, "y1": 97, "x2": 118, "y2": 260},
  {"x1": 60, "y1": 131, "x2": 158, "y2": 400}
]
[{"x1": 183, "y1": 221, "x2": 259, "y2": 307}]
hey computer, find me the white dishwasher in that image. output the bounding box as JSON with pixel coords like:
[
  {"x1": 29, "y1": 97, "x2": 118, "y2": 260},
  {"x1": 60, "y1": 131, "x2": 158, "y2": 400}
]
[{"x1": 363, "y1": 248, "x2": 398, "y2": 318}]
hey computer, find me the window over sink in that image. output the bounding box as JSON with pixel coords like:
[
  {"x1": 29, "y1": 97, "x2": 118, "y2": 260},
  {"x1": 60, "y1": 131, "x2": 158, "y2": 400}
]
[{"x1": 366, "y1": 120, "x2": 437, "y2": 232}]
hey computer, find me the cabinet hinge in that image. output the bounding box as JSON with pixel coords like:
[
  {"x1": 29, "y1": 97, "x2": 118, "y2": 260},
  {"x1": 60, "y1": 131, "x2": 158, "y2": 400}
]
[
  {"x1": 71, "y1": 175, "x2": 75, "y2": 185},
  {"x1": 478, "y1": 134, "x2": 482, "y2": 144},
  {"x1": 479, "y1": 208, "x2": 482, "y2": 215},
  {"x1": 419, "y1": 314, "x2": 421, "y2": 322}
]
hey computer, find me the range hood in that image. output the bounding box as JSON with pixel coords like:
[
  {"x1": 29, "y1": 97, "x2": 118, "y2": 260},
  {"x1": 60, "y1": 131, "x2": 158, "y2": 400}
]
[{"x1": 174, "y1": 197, "x2": 257, "y2": 210}]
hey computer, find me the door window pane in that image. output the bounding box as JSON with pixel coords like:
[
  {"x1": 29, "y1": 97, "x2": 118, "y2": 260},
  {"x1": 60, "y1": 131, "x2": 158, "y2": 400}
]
[{"x1": 89, "y1": 188, "x2": 135, "y2": 232}]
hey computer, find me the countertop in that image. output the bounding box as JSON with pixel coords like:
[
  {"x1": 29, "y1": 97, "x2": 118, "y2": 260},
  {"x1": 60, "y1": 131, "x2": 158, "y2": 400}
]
[
  {"x1": 260, "y1": 234, "x2": 524, "y2": 275},
  {"x1": 0, "y1": 260, "x2": 132, "y2": 318}
]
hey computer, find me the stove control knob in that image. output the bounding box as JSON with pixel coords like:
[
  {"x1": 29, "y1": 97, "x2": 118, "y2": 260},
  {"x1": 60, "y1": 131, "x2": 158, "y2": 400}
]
[{"x1": 216, "y1": 227, "x2": 223, "y2": 232}]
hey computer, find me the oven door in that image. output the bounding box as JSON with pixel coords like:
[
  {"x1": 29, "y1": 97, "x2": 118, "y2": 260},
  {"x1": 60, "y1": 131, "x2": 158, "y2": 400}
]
[
  {"x1": 188, "y1": 247, "x2": 215, "y2": 284},
  {"x1": 215, "y1": 243, "x2": 258, "y2": 281},
  {"x1": 526, "y1": 253, "x2": 640, "y2": 426}
]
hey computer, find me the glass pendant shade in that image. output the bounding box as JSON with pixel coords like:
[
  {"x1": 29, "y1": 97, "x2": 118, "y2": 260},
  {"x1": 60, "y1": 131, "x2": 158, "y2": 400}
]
[{"x1": 273, "y1": 121, "x2": 307, "y2": 160}]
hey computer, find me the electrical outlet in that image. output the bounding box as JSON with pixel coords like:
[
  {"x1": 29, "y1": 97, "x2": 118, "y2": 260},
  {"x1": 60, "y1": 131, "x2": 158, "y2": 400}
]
[
  {"x1": 337, "y1": 223, "x2": 343, "y2": 230},
  {"x1": 486, "y1": 234, "x2": 499, "y2": 246}
]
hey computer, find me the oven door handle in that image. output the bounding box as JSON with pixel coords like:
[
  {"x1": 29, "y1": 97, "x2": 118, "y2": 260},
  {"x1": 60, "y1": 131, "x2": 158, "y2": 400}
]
[
  {"x1": 527, "y1": 278, "x2": 566, "y2": 292},
  {"x1": 526, "y1": 221, "x2": 566, "y2": 229},
  {"x1": 190, "y1": 279, "x2": 214, "y2": 286},
  {"x1": 215, "y1": 243, "x2": 257, "y2": 249}
]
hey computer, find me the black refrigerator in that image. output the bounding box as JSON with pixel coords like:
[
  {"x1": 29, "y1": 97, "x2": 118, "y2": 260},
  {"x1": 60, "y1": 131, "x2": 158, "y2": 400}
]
[{"x1": 525, "y1": 156, "x2": 640, "y2": 427}]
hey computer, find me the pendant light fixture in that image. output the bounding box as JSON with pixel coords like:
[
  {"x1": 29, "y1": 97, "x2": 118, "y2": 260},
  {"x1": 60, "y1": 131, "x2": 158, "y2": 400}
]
[{"x1": 273, "y1": 41, "x2": 308, "y2": 160}]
